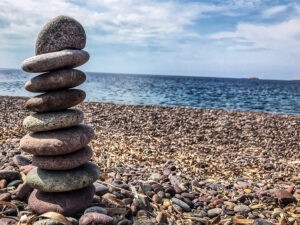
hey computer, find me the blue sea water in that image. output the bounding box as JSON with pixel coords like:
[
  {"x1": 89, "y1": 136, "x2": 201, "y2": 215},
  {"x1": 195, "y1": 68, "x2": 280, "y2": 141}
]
[{"x1": 0, "y1": 68, "x2": 299, "y2": 114}]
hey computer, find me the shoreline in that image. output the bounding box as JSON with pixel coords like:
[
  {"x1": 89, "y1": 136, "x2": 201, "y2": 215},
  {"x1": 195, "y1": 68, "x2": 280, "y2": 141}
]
[
  {"x1": 1, "y1": 95, "x2": 299, "y2": 224},
  {"x1": 1, "y1": 94, "x2": 299, "y2": 116}
]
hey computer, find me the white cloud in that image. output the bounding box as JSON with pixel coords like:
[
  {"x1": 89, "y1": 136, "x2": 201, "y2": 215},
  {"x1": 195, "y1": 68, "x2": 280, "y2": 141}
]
[
  {"x1": 209, "y1": 18, "x2": 300, "y2": 52},
  {"x1": 261, "y1": 5, "x2": 288, "y2": 18},
  {"x1": 0, "y1": 0, "x2": 221, "y2": 49}
]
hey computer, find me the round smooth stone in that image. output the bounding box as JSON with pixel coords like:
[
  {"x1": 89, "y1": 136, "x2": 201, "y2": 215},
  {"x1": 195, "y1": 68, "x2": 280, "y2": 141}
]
[
  {"x1": 35, "y1": 15, "x2": 86, "y2": 55},
  {"x1": 26, "y1": 162, "x2": 100, "y2": 192},
  {"x1": 22, "y1": 49, "x2": 89, "y2": 73},
  {"x1": 23, "y1": 109, "x2": 84, "y2": 132},
  {"x1": 32, "y1": 146, "x2": 93, "y2": 170},
  {"x1": 20, "y1": 124, "x2": 94, "y2": 155},
  {"x1": 25, "y1": 69, "x2": 86, "y2": 92},
  {"x1": 28, "y1": 185, "x2": 95, "y2": 216},
  {"x1": 79, "y1": 213, "x2": 113, "y2": 225},
  {"x1": 25, "y1": 89, "x2": 86, "y2": 112}
]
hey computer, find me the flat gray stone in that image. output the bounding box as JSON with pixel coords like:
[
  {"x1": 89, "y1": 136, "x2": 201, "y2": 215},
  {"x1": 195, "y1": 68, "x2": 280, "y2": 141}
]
[
  {"x1": 28, "y1": 185, "x2": 95, "y2": 216},
  {"x1": 20, "y1": 124, "x2": 94, "y2": 155},
  {"x1": 23, "y1": 109, "x2": 84, "y2": 131},
  {"x1": 22, "y1": 49, "x2": 89, "y2": 73},
  {"x1": 171, "y1": 197, "x2": 191, "y2": 212},
  {"x1": 25, "y1": 69, "x2": 86, "y2": 92},
  {"x1": 32, "y1": 146, "x2": 93, "y2": 170},
  {"x1": 35, "y1": 15, "x2": 86, "y2": 55},
  {"x1": 26, "y1": 162, "x2": 100, "y2": 192},
  {"x1": 25, "y1": 89, "x2": 86, "y2": 112}
]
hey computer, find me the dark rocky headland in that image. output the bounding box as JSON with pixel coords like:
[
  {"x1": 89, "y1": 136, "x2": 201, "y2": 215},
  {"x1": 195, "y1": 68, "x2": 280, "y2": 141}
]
[{"x1": 0, "y1": 95, "x2": 299, "y2": 225}]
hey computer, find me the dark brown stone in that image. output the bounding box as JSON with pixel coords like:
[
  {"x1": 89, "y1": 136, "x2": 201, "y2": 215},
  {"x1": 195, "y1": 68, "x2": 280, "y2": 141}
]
[
  {"x1": 25, "y1": 89, "x2": 86, "y2": 112},
  {"x1": 20, "y1": 124, "x2": 94, "y2": 155},
  {"x1": 275, "y1": 189, "x2": 295, "y2": 204},
  {"x1": 0, "y1": 170, "x2": 20, "y2": 182},
  {"x1": 14, "y1": 183, "x2": 33, "y2": 200},
  {"x1": 22, "y1": 50, "x2": 89, "y2": 73},
  {"x1": 28, "y1": 185, "x2": 95, "y2": 216},
  {"x1": 25, "y1": 69, "x2": 86, "y2": 92},
  {"x1": 0, "y1": 193, "x2": 11, "y2": 201},
  {"x1": 35, "y1": 15, "x2": 86, "y2": 55},
  {"x1": 32, "y1": 146, "x2": 93, "y2": 170},
  {"x1": 12, "y1": 155, "x2": 31, "y2": 167}
]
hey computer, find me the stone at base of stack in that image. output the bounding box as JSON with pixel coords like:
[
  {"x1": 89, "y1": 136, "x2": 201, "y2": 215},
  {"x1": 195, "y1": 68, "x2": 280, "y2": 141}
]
[{"x1": 20, "y1": 15, "x2": 100, "y2": 216}]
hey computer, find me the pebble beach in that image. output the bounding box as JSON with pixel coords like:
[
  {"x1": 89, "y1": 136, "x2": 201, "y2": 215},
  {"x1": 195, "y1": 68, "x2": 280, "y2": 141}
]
[{"x1": 0, "y1": 95, "x2": 299, "y2": 225}]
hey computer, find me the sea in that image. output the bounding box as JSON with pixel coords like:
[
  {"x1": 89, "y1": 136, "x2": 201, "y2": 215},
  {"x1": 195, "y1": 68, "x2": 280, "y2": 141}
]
[{"x1": 0, "y1": 68, "x2": 299, "y2": 114}]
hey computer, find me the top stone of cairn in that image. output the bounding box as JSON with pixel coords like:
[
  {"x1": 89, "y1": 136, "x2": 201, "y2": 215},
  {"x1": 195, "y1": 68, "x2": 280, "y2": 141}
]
[{"x1": 35, "y1": 15, "x2": 86, "y2": 55}]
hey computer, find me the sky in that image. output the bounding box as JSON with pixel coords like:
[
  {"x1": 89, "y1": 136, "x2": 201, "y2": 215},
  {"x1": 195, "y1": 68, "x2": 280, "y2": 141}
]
[{"x1": 1, "y1": 0, "x2": 300, "y2": 80}]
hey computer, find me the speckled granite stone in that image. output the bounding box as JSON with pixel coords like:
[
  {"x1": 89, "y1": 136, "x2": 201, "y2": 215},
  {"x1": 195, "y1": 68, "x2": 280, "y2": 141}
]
[
  {"x1": 26, "y1": 162, "x2": 99, "y2": 192},
  {"x1": 35, "y1": 15, "x2": 86, "y2": 55},
  {"x1": 23, "y1": 109, "x2": 84, "y2": 131}
]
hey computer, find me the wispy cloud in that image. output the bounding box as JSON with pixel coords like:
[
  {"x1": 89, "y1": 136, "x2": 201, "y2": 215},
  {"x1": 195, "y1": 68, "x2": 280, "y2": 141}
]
[{"x1": 261, "y1": 5, "x2": 288, "y2": 18}]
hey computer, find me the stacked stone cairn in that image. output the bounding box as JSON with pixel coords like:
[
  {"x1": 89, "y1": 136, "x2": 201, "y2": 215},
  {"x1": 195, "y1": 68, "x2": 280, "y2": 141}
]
[{"x1": 20, "y1": 16, "x2": 100, "y2": 216}]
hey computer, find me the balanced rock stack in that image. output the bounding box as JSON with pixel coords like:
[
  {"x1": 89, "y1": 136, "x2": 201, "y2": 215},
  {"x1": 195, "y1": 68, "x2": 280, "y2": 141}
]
[{"x1": 20, "y1": 16, "x2": 100, "y2": 216}]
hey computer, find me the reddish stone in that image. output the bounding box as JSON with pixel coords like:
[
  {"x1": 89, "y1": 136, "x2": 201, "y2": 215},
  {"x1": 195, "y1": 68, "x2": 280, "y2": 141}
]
[
  {"x1": 28, "y1": 185, "x2": 95, "y2": 216},
  {"x1": 20, "y1": 124, "x2": 94, "y2": 156},
  {"x1": 0, "y1": 193, "x2": 11, "y2": 201},
  {"x1": 0, "y1": 179, "x2": 7, "y2": 189},
  {"x1": 13, "y1": 183, "x2": 33, "y2": 200},
  {"x1": 20, "y1": 165, "x2": 34, "y2": 174},
  {"x1": 32, "y1": 146, "x2": 92, "y2": 170},
  {"x1": 275, "y1": 189, "x2": 295, "y2": 204},
  {"x1": 25, "y1": 89, "x2": 86, "y2": 112},
  {"x1": 79, "y1": 213, "x2": 113, "y2": 225}
]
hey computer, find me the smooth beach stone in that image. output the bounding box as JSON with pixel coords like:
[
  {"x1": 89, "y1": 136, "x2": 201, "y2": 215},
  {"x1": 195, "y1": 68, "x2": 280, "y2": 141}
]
[
  {"x1": 23, "y1": 109, "x2": 84, "y2": 132},
  {"x1": 32, "y1": 146, "x2": 93, "y2": 170},
  {"x1": 79, "y1": 213, "x2": 114, "y2": 225},
  {"x1": 28, "y1": 185, "x2": 95, "y2": 216},
  {"x1": 26, "y1": 162, "x2": 100, "y2": 192},
  {"x1": 20, "y1": 124, "x2": 94, "y2": 155},
  {"x1": 33, "y1": 218, "x2": 78, "y2": 225},
  {"x1": 25, "y1": 89, "x2": 86, "y2": 112},
  {"x1": 35, "y1": 15, "x2": 86, "y2": 55},
  {"x1": 25, "y1": 69, "x2": 86, "y2": 92},
  {"x1": 22, "y1": 49, "x2": 89, "y2": 73}
]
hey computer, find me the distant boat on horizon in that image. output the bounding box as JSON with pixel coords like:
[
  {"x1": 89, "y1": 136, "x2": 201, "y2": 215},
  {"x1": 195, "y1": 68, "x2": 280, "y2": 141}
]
[{"x1": 248, "y1": 76, "x2": 259, "y2": 80}]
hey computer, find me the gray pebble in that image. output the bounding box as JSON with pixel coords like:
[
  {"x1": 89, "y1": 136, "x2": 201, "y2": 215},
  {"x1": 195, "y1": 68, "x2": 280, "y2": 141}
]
[
  {"x1": 7, "y1": 180, "x2": 22, "y2": 188},
  {"x1": 207, "y1": 208, "x2": 222, "y2": 218},
  {"x1": 171, "y1": 197, "x2": 191, "y2": 212},
  {"x1": 234, "y1": 204, "x2": 251, "y2": 213},
  {"x1": 253, "y1": 219, "x2": 275, "y2": 225},
  {"x1": 84, "y1": 206, "x2": 108, "y2": 215}
]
